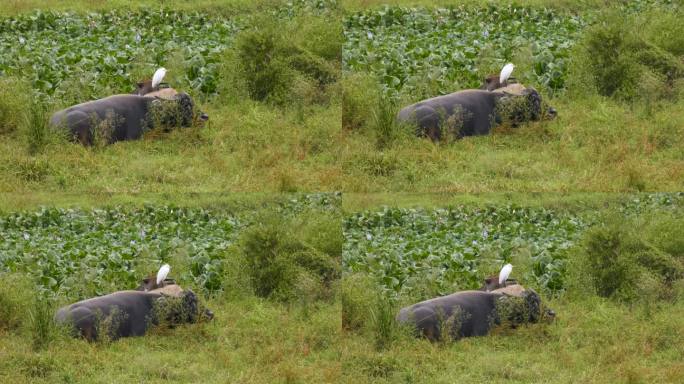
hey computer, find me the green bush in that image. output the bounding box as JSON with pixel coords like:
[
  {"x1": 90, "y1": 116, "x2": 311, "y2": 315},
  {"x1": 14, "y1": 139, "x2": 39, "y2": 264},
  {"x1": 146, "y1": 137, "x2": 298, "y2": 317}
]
[
  {"x1": 642, "y1": 215, "x2": 684, "y2": 261},
  {"x1": 236, "y1": 27, "x2": 296, "y2": 103},
  {"x1": 295, "y1": 15, "x2": 342, "y2": 62},
  {"x1": 239, "y1": 212, "x2": 339, "y2": 302},
  {"x1": 571, "y1": 9, "x2": 684, "y2": 102},
  {"x1": 575, "y1": 216, "x2": 683, "y2": 302},
  {"x1": 299, "y1": 214, "x2": 342, "y2": 261},
  {"x1": 219, "y1": 16, "x2": 339, "y2": 108}
]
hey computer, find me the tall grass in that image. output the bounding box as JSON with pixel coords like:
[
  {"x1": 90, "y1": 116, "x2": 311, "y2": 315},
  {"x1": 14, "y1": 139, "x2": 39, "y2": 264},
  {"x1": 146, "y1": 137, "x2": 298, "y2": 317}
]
[
  {"x1": 21, "y1": 98, "x2": 59, "y2": 155},
  {"x1": 0, "y1": 77, "x2": 28, "y2": 135},
  {"x1": 28, "y1": 293, "x2": 58, "y2": 351},
  {"x1": 371, "y1": 93, "x2": 403, "y2": 149}
]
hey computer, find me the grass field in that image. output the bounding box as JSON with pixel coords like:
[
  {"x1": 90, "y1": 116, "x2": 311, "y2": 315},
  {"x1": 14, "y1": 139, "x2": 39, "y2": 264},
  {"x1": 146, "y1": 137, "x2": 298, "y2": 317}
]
[
  {"x1": 0, "y1": 193, "x2": 342, "y2": 383},
  {"x1": 341, "y1": 0, "x2": 683, "y2": 192},
  {"x1": 0, "y1": 0, "x2": 682, "y2": 383},
  {"x1": 0, "y1": 1, "x2": 680, "y2": 195},
  {"x1": 341, "y1": 192, "x2": 684, "y2": 384},
  {"x1": 0, "y1": 0, "x2": 343, "y2": 195}
]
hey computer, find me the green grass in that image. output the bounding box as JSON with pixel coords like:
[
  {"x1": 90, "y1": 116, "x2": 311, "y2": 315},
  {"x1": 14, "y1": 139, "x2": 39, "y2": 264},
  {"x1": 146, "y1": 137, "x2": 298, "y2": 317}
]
[
  {"x1": 340, "y1": 193, "x2": 684, "y2": 384},
  {"x1": 0, "y1": 0, "x2": 683, "y2": 383},
  {"x1": 0, "y1": 296, "x2": 341, "y2": 384},
  {"x1": 0, "y1": 1, "x2": 681, "y2": 195},
  {"x1": 0, "y1": 193, "x2": 342, "y2": 383},
  {"x1": 0, "y1": 101, "x2": 343, "y2": 193},
  {"x1": 338, "y1": 95, "x2": 684, "y2": 192},
  {"x1": 341, "y1": 295, "x2": 684, "y2": 383}
]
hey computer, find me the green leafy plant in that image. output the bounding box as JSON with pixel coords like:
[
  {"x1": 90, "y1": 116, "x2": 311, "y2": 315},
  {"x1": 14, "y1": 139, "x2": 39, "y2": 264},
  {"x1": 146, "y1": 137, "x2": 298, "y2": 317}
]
[
  {"x1": 343, "y1": 5, "x2": 585, "y2": 97},
  {"x1": 0, "y1": 193, "x2": 340, "y2": 299},
  {"x1": 343, "y1": 193, "x2": 683, "y2": 296}
]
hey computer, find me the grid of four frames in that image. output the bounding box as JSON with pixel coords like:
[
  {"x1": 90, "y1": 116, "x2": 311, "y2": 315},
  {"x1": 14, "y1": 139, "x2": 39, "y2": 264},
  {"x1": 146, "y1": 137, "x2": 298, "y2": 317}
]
[{"x1": 0, "y1": 1, "x2": 683, "y2": 383}]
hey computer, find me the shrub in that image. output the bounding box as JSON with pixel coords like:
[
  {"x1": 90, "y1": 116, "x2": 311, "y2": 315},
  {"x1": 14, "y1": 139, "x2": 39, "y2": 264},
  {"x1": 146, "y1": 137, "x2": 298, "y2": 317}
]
[
  {"x1": 219, "y1": 16, "x2": 339, "y2": 107},
  {"x1": 235, "y1": 26, "x2": 296, "y2": 103},
  {"x1": 295, "y1": 15, "x2": 342, "y2": 62},
  {"x1": 239, "y1": 212, "x2": 338, "y2": 302},
  {"x1": 220, "y1": 14, "x2": 341, "y2": 107},
  {"x1": 574, "y1": 216, "x2": 683, "y2": 302},
  {"x1": 570, "y1": 9, "x2": 684, "y2": 102},
  {"x1": 642, "y1": 215, "x2": 684, "y2": 261}
]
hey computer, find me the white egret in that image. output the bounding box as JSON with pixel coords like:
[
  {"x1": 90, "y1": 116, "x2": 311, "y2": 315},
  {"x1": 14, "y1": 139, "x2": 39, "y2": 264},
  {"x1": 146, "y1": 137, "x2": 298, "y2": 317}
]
[
  {"x1": 499, "y1": 63, "x2": 514, "y2": 85},
  {"x1": 156, "y1": 263, "x2": 171, "y2": 285},
  {"x1": 151, "y1": 67, "x2": 167, "y2": 89},
  {"x1": 498, "y1": 263, "x2": 513, "y2": 286}
]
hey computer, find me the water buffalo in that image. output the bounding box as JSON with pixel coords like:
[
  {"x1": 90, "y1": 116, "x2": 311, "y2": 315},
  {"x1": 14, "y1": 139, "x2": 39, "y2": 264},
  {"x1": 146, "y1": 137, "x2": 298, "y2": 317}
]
[
  {"x1": 50, "y1": 92, "x2": 208, "y2": 145},
  {"x1": 397, "y1": 83, "x2": 556, "y2": 141},
  {"x1": 396, "y1": 284, "x2": 554, "y2": 342},
  {"x1": 397, "y1": 63, "x2": 556, "y2": 141},
  {"x1": 55, "y1": 278, "x2": 213, "y2": 341}
]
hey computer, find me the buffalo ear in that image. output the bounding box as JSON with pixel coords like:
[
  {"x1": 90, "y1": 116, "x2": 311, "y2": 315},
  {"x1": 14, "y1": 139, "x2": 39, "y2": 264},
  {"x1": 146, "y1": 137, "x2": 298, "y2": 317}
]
[
  {"x1": 137, "y1": 82, "x2": 144, "y2": 88},
  {"x1": 523, "y1": 289, "x2": 542, "y2": 322},
  {"x1": 181, "y1": 290, "x2": 199, "y2": 322},
  {"x1": 523, "y1": 89, "x2": 542, "y2": 120}
]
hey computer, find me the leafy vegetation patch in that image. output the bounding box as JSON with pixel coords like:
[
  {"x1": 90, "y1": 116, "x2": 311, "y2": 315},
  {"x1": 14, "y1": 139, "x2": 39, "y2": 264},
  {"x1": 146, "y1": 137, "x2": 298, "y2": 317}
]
[
  {"x1": 0, "y1": 1, "x2": 340, "y2": 101},
  {"x1": 343, "y1": 1, "x2": 681, "y2": 98},
  {"x1": 0, "y1": 193, "x2": 340, "y2": 299},
  {"x1": 0, "y1": 10, "x2": 240, "y2": 98},
  {"x1": 343, "y1": 5, "x2": 585, "y2": 96},
  {"x1": 343, "y1": 193, "x2": 683, "y2": 297}
]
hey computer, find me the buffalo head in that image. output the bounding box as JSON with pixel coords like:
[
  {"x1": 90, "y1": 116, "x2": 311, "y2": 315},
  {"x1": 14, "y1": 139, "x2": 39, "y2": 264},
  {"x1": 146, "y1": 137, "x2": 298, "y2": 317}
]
[
  {"x1": 137, "y1": 275, "x2": 214, "y2": 322},
  {"x1": 147, "y1": 92, "x2": 209, "y2": 128},
  {"x1": 494, "y1": 84, "x2": 557, "y2": 124}
]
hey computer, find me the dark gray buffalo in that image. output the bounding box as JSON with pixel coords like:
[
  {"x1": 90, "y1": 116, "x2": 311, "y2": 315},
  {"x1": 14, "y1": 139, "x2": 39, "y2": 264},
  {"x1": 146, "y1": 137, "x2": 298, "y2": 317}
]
[
  {"x1": 50, "y1": 92, "x2": 208, "y2": 145},
  {"x1": 397, "y1": 83, "x2": 556, "y2": 141},
  {"x1": 55, "y1": 280, "x2": 214, "y2": 341},
  {"x1": 396, "y1": 284, "x2": 555, "y2": 341}
]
